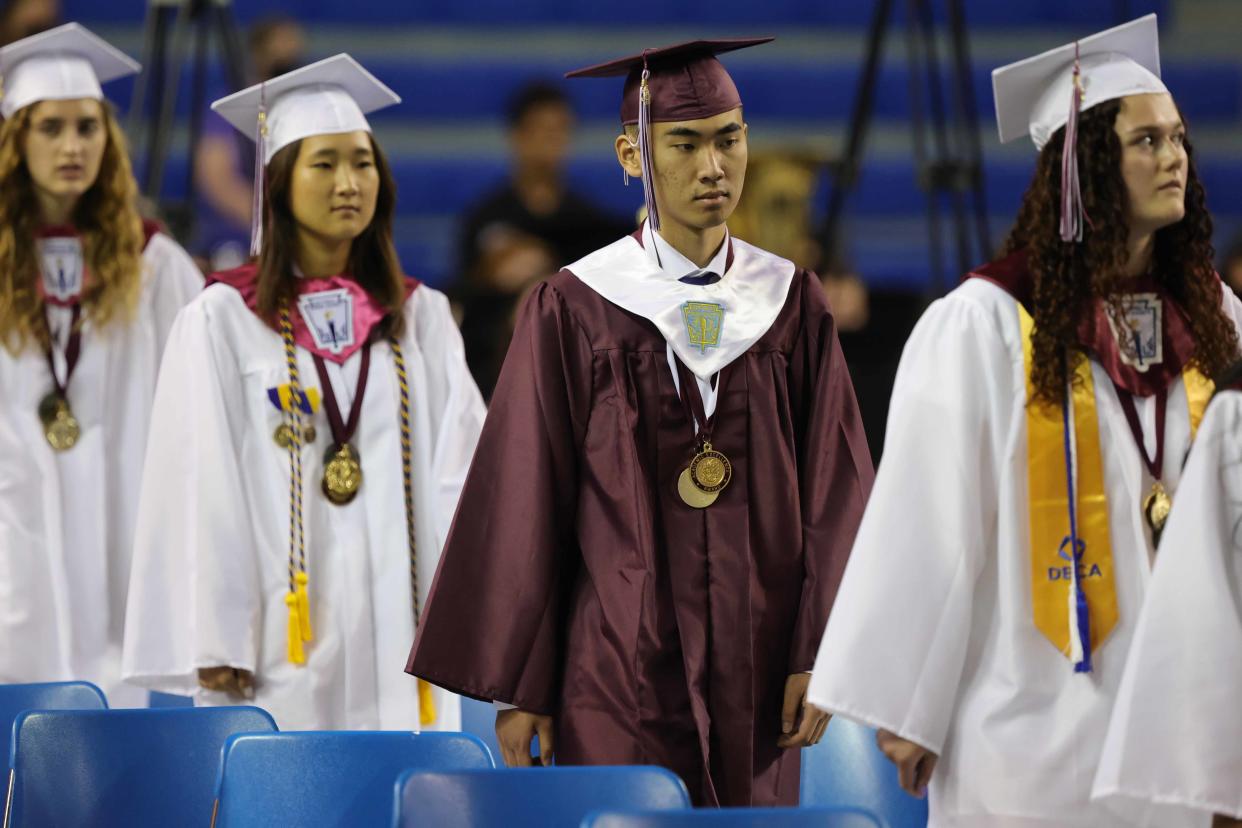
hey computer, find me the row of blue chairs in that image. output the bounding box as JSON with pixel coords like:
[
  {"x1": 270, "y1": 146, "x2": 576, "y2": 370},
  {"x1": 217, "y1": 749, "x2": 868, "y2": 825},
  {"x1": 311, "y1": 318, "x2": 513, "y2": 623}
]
[
  {"x1": 63, "y1": 0, "x2": 1169, "y2": 28},
  {"x1": 1, "y1": 681, "x2": 927, "y2": 827}
]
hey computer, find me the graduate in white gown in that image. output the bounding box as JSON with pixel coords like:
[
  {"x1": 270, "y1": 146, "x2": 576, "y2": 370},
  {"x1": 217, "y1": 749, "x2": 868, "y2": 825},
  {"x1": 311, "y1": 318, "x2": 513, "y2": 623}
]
[
  {"x1": 1094, "y1": 362, "x2": 1242, "y2": 828},
  {"x1": 807, "y1": 16, "x2": 1242, "y2": 828},
  {"x1": 0, "y1": 24, "x2": 203, "y2": 708},
  {"x1": 121, "y1": 55, "x2": 485, "y2": 730}
]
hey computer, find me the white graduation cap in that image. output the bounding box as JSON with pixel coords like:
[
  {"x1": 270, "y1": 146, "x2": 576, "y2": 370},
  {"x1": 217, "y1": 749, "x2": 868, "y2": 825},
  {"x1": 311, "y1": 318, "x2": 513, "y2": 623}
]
[
  {"x1": 211, "y1": 53, "x2": 400, "y2": 165},
  {"x1": 209, "y1": 53, "x2": 401, "y2": 256},
  {"x1": 0, "y1": 22, "x2": 141, "y2": 119},
  {"x1": 993, "y1": 14, "x2": 1165, "y2": 151}
]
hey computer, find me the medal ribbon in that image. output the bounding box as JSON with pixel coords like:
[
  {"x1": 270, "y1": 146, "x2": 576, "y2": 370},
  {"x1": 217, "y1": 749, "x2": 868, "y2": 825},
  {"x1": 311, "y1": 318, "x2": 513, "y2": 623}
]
[
  {"x1": 313, "y1": 343, "x2": 373, "y2": 451},
  {"x1": 44, "y1": 304, "x2": 83, "y2": 400},
  {"x1": 673, "y1": 356, "x2": 729, "y2": 447},
  {"x1": 1113, "y1": 384, "x2": 1167, "y2": 482}
]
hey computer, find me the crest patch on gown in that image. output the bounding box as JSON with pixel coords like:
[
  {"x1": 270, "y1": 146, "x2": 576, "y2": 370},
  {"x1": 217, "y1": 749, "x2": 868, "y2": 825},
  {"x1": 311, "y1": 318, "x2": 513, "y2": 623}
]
[
  {"x1": 1109, "y1": 293, "x2": 1162, "y2": 372},
  {"x1": 298, "y1": 289, "x2": 355, "y2": 355},
  {"x1": 682, "y1": 301, "x2": 724, "y2": 354},
  {"x1": 38, "y1": 237, "x2": 84, "y2": 302}
]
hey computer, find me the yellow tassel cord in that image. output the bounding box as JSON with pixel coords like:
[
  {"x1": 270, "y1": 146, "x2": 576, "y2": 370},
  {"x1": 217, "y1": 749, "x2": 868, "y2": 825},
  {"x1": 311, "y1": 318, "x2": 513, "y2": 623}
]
[
  {"x1": 280, "y1": 308, "x2": 311, "y2": 666},
  {"x1": 393, "y1": 339, "x2": 437, "y2": 726},
  {"x1": 295, "y1": 571, "x2": 313, "y2": 643},
  {"x1": 286, "y1": 592, "x2": 306, "y2": 665},
  {"x1": 418, "y1": 679, "x2": 437, "y2": 726}
]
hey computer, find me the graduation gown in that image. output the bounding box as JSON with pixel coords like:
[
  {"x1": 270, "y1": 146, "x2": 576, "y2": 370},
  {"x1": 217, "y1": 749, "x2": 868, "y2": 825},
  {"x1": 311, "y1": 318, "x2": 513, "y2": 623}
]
[
  {"x1": 0, "y1": 227, "x2": 203, "y2": 708},
  {"x1": 121, "y1": 270, "x2": 485, "y2": 730},
  {"x1": 407, "y1": 231, "x2": 873, "y2": 806},
  {"x1": 808, "y1": 256, "x2": 1242, "y2": 827},
  {"x1": 1093, "y1": 384, "x2": 1242, "y2": 821}
]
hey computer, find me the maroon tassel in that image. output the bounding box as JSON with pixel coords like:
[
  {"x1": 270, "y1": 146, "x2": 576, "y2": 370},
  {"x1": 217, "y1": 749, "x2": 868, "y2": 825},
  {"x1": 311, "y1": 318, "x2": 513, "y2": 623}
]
[
  {"x1": 637, "y1": 53, "x2": 660, "y2": 232},
  {"x1": 1060, "y1": 44, "x2": 1090, "y2": 243}
]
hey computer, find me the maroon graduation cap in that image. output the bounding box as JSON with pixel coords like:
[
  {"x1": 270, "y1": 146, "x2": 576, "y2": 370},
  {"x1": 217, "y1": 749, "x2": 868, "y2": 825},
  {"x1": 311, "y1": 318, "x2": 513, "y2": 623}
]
[{"x1": 565, "y1": 37, "x2": 773, "y2": 231}]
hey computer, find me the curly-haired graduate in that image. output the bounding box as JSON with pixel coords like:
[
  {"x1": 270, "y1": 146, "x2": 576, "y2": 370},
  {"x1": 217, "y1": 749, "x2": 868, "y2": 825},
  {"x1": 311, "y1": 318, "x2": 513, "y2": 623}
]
[
  {"x1": 0, "y1": 24, "x2": 203, "y2": 706},
  {"x1": 808, "y1": 16, "x2": 1241, "y2": 828}
]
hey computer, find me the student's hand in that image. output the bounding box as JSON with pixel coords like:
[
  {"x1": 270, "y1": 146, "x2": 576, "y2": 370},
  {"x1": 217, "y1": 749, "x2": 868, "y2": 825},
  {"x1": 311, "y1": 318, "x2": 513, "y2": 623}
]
[
  {"x1": 875, "y1": 728, "x2": 938, "y2": 798},
  {"x1": 197, "y1": 667, "x2": 254, "y2": 699},
  {"x1": 777, "y1": 673, "x2": 830, "y2": 749},
  {"x1": 495, "y1": 709, "x2": 554, "y2": 767}
]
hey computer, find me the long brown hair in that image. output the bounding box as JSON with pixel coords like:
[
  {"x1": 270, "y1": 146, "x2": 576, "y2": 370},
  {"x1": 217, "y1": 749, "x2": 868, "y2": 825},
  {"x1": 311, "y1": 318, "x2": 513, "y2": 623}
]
[
  {"x1": 1003, "y1": 98, "x2": 1238, "y2": 405},
  {"x1": 0, "y1": 100, "x2": 145, "y2": 354},
  {"x1": 255, "y1": 134, "x2": 406, "y2": 338}
]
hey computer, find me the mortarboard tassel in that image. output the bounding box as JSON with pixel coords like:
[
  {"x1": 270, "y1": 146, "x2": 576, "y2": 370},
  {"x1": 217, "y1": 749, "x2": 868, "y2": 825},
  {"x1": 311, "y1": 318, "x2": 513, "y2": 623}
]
[
  {"x1": 418, "y1": 679, "x2": 437, "y2": 726},
  {"x1": 637, "y1": 57, "x2": 660, "y2": 232},
  {"x1": 250, "y1": 83, "x2": 268, "y2": 259},
  {"x1": 1059, "y1": 44, "x2": 1091, "y2": 244}
]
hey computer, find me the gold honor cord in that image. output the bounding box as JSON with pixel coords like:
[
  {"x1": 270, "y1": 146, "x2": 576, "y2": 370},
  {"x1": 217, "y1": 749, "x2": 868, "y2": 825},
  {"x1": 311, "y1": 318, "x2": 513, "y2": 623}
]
[
  {"x1": 1021, "y1": 303, "x2": 1211, "y2": 664},
  {"x1": 391, "y1": 338, "x2": 436, "y2": 726},
  {"x1": 280, "y1": 308, "x2": 313, "y2": 665}
]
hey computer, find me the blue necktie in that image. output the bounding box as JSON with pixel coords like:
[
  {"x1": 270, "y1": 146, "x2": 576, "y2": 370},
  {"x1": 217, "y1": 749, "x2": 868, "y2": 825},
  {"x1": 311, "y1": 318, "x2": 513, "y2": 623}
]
[{"x1": 678, "y1": 270, "x2": 721, "y2": 286}]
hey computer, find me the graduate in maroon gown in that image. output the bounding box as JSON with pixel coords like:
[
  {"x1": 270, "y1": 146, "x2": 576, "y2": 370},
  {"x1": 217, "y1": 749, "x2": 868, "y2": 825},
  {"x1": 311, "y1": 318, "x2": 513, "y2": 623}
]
[{"x1": 406, "y1": 38, "x2": 873, "y2": 807}]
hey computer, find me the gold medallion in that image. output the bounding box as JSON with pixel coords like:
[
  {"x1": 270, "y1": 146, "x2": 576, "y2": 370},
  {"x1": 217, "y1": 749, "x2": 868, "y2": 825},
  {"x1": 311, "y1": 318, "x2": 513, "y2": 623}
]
[
  {"x1": 1143, "y1": 482, "x2": 1172, "y2": 537},
  {"x1": 689, "y1": 443, "x2": 732, "y2": 494},
  {"x1": 678, "y1": 468, "x2": 718, "y2": 509},
  {"x1": 38, "y1": 392, "x2": 79, "y2": 452},
  {"x1": 322, "y1": 443, "x2": 362, "y2": 505},
  {"x1": 274, "y1": 423, "x2": 316, "y2": 448}
]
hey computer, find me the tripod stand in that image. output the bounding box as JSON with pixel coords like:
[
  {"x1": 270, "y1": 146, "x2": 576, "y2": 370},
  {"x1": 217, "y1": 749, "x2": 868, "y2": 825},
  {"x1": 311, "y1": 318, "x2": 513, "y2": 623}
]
[
  {"x1": 128, "y1": 0, "x2": 246, "y2": 240},
  {"x1": 820, "y1": 0, "x2": 991, "y2": 298}
]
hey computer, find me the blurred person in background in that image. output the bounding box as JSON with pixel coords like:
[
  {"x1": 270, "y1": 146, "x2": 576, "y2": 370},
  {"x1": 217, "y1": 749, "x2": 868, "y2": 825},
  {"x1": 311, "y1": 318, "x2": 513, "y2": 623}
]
[
  {"x1": 456, "y1": 80, "x2": 630, "y2": 278},
  {"x1": 0, "y1": 0, "x2": 59, "y2": 46},
  {"x1": 458, "y1": 231, "x2": 555, "y2": 399},
  {"x1": 0, "y1": 24, "x2": 202, "y2": 706},
  {"x1": 1221, "y1": 230, "x2": 1242, "y2": 298},
  {"x1": 193, "y1": 14, "x2": 307, "y2": 271}
]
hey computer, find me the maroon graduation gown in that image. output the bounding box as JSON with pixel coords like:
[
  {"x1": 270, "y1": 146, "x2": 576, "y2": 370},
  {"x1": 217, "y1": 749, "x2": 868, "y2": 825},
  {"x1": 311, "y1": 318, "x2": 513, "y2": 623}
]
[{"x1": 407, "y1": 264, "x2": 873, "y2": 806}]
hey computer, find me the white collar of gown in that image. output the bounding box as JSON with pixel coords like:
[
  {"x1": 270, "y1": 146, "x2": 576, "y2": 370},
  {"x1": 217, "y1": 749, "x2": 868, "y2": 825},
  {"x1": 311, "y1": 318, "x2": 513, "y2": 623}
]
[{"x1": 565, "y1": 221, "x2": 796, "y2": 380}]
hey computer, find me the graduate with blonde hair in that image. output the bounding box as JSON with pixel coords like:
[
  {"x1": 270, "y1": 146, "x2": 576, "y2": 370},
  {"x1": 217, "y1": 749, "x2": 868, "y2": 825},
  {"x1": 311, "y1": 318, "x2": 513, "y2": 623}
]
[{"x1": 0, "y1": 23, "x2": 202, "y2": 706}]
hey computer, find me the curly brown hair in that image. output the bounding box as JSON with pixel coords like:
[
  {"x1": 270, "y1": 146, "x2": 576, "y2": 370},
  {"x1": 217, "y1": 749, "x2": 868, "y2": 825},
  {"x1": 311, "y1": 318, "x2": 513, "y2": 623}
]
[
  {"x1": 0, "y1": 100, "x2": 145, "y2": 355},
  {"x1": 1003, "y1": 98, "x2": 1238, "y2": 406}
]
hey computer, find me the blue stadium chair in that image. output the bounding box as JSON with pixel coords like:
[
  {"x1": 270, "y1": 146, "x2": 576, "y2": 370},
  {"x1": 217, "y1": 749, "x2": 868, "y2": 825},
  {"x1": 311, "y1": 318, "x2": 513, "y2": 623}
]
[
  {"x1": 5, "y1": 705, "x2": 276, "y2": 827},
  {"x1": 212, "y1": 731, "x2": 494, "y2": 827},
  {"x1": 801, "y1": 717, "x2": 928, "y2": 828},
  {"x1": 0, "y1": 681, "x2": 107, "y2": 744},
  {"x1": 392, "y1": 766, "x2": 691, "y2": 828},
  {"x1": 584, "y1": 807, "x2": 883, "y2": 827}
]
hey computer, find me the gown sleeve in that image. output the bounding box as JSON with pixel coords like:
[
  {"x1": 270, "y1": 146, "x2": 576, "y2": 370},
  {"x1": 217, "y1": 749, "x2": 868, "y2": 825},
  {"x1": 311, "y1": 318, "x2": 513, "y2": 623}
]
[
  {"x1": 1093, "y1": 391, "x2": 1242, "y2": 820},
  {"x1": 121, "y1": 296, "x2": 263, "y2": 695},
  {"x1": 414, "y1": 289, "x2": 488, "y2": 555},
  {"x1": 406, "y1": 278, "x2": 594, "y2": 714},
  {"x1": 142, "y1": 233, "x2": 205, "y2": 352},
  {"x1": 787, "y1": 271, "x2": 875, "y2": 672},
  {"x1": 807, "y1": 290, "x2": 1013, "y2": 753}
]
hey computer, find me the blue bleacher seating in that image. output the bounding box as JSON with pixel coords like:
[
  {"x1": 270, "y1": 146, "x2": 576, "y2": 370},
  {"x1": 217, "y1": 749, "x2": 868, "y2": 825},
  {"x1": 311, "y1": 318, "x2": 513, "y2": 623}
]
[
  {"x1": 801, "y1": 717, "x2": 928, "y2": 828},
  {"x1": 585, "y1": 807, "x2": 883, "y2": 827},
  {"x1": 212, "y1": 730, "x2": 494, "y2": 827},
  {"x1": 4, "y1": 706, "x2": 276, "y2": 827},
  {"x1": 0, "y1": 681, "x2": 107, "y2": 746},
  {"x1": 392, "y1": 766, "x2": 691, "y2": 828}
]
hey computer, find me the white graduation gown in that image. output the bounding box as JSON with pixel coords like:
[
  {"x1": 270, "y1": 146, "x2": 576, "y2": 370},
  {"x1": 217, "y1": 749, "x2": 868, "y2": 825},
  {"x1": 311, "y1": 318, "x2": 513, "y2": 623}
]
[
  {"x1": 121, "y1": 282, "x2": 485, "y2": 731},
  {"x1": 1093, "y1": 388, "x2": 1242, "y2": 821},
  {"x1": 0, "y1": 233, "x2": 203, "y2": 708},
  {"x1": 807, "y1": 277, "x2": 1242, "y2": 828}
]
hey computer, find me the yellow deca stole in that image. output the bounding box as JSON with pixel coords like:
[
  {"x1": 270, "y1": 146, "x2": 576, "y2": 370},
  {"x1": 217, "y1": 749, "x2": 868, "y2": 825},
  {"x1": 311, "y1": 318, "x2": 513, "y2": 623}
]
[{"x1": 1020, "y1": 303, "x2": 1212, "y2": 662}]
